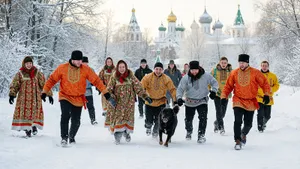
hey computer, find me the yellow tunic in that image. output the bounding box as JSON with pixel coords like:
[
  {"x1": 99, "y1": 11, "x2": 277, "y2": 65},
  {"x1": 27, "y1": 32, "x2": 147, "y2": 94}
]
[
  {"x1": 141, "y1": 72, "x2": 176, "y2": 107},
  {"x1": 256, "y1": 71, "x2": 279, "y2": 105}
]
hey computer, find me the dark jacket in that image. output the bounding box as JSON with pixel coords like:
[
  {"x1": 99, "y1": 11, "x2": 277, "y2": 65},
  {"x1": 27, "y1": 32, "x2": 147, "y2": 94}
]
[
  {"x1": 164, "y1": 65, "x2": 182, "y2": 88},
  {"x1": 134, "y1": 66, "x2": 153, "y2": 81}
]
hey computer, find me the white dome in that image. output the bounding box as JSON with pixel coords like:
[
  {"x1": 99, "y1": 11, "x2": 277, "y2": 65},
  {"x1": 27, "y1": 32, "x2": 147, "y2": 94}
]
[{"x1": 190, "y1": 20, "x2": 199, "y2": 29}]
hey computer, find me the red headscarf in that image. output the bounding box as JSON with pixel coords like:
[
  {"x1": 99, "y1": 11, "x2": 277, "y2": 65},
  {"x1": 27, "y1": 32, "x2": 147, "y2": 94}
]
[
  {"x1": 116, "y1": 60, "x2": 129, "y2": 83},
  {"x1": 20, "y1": 56, "x2": 36, "y2": 79}
]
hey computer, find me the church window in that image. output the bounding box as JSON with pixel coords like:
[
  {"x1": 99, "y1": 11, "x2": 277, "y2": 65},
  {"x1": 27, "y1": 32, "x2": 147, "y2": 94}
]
[{"x1": 131, "y1": 34, "x2": 134, "y2": 41}]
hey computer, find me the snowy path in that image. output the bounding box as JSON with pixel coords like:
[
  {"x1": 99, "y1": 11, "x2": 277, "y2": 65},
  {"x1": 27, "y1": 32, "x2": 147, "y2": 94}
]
[{"x1": 1, "y1": 85, "x2": 300, "y2": 169}]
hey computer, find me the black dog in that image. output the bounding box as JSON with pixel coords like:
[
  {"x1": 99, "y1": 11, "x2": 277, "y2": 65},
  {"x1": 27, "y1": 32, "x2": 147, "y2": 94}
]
[{"x1": 158, "y1": 106, "x2": 179, "y2": 147}]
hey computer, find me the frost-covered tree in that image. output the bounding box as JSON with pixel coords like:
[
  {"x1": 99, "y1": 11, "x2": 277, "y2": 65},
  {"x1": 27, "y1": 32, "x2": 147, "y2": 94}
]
[
  {"x1": 0, "y1": 0, "x2": 107, "y2": 96},
  {"x1": 284, "y1": 40, "x2": 300, "y2": 86},
  {"x1": 182, "y1": 29, "x2": 206, "y2": 60},
  {"x1": 0, "y1": 34, "x2": 32, "y2": 97},
  {"x1": 255, "y1": 0, "x2": 300, "y2": 84}
]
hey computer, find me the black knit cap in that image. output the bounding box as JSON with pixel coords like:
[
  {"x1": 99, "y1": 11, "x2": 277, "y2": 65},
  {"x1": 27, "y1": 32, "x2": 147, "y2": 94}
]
[
  {"x1": 189, "y1": 61, "x2": 199, "y2": 69},
  {"x1": 154, "y1": 62, "x2": 163, "y2": 69},
  {"x1": 82, "y1": 56, "x2": 88, "y2": 63},
  {"x1": 238, "y1": 54, "x2": 250, "y2": 63},
  {"x1": 141, "y1": 59, "x2": 147, "y2": 64},
  {"x1": 71, "y1": 50, "x2": 83, "y2": 60}
]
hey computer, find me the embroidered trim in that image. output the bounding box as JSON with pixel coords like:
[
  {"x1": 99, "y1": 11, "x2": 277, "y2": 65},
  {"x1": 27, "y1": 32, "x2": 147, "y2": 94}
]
[
  {"x1": 68, "y1": 65, "x2": 80, "y2": 84},
  {"x1": 153, "y1": 76, "x2": 160, "y2": 90},
  {"x1": 186, "y1": 97, "x2": 207, "y2": 104},
  {"x1": 237, "y1": 69, "x2": 250, "y2": 87}
]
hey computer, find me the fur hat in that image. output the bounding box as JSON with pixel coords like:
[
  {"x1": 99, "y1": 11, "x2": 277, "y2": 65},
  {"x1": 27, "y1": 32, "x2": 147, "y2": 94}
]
[
  {"x1": 71, "y1": 50, "x2": 83, "y2": 60},
  {"x1": 189, "y1": 61, "x2": 199, "y2": 69},
  {"x1": 238, "y1": 54, "x2": 250, "y2": 63},
  {"x1": 82, "y1": 56, "x2": 88, "y2": 63}
]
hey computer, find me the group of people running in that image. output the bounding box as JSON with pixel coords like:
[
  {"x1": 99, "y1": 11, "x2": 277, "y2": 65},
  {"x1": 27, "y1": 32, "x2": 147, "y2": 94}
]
[{"x1": 8, "y1": 50, "x2": 279, "y2": 150}]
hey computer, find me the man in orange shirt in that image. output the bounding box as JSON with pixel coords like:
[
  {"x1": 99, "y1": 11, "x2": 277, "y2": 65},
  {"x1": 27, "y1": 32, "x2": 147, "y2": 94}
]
[
  {"x1": 42, "y1": 50, "x2": 116, "y2": 147},
  {"x1": 221, "y1": 54, "x2": 270, "y2": 150}
]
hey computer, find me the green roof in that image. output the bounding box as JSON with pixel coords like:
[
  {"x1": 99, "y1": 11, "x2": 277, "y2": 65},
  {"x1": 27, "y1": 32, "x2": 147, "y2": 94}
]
[
  {"x1": 159, "y1": 27, "x2": 166, "y2": 31},
  {"x1": 175, "y1": 24, "x2": 185, "y2": 32},
  {"x1": 158, "y1": 23, "x2": 166, "y2": 31},
  {"x1": 234, "y1": 5, "x2": 244, "y2": 25}
]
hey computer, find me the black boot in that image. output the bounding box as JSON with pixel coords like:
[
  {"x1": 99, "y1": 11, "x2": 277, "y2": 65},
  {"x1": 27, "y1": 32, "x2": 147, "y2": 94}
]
[
  {"x1": 138, "y1": 107, "x2": 144, "y2": 119},
  {"x1": 61, "y1": 138, "x2": 68, "y2": 147},
  {"x1": 197, "y1": 134, "x2": 206, "y2": 143},
  {"x1": 91, "y1": 120, "x2": 98, "y2": 125},
  {"x1": 139, "y1": 113, "x2": 144, "y2": 119},
  {"x1": 69, "y1": 138, "x2": 76, "y2": 144},
  {"x1": 114, "y1": 132, "x2": 122, "y2": 145},
  {"x1": 186, "y1": 132, "x2": 192, "y2": 140},
  {"x1": 123, "y1": 131, "x2": 131, "y2": 142},
  {"x1": 32, "y1": 126, "x2": 38, "y2": 135},
  {"x1": 213, "y1": 121, "x2": 218, "y2": 133},
  {"x1": 25, "y1": 130, "x2": 32, "y2": 138}
]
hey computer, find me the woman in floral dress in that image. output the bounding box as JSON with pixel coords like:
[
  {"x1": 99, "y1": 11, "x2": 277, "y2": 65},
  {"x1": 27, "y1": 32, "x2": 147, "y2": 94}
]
[
  {"x1": 105, "y1": 60, "x2": 152, "y2": 144},
  {"x1": 9, "y1": 56, "x2": 53, "y2": 137},
  {"x1": 98, "y1": 57, "x2": 115, "y2": 116}
]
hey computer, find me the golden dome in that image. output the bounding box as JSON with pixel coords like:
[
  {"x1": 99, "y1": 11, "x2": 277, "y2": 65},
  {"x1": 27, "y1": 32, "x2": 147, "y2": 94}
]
[
  {"x1": 132, "y1": 8, "x2": 135, "y2": 13},
  {"x1": 167, "y1": 11, "x2": 177, "y2": 22}
]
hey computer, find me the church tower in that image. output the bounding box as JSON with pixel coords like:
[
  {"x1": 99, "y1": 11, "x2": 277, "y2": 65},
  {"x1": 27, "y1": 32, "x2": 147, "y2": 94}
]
[
  {"x1": 199, "y1": 7, "x2": 212, "y2": 34},
  {"x1": 232, "y1": 5, "x2": 245, "y2": 38},
  {"x1": 127, "y1": 8, "x2": 142, "y2": 42}
]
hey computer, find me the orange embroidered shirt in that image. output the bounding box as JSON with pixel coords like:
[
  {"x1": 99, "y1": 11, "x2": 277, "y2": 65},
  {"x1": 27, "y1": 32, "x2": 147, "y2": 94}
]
[
  {"x1": 43, "y1": 62, "x2": 108, "y2": 107},
  {"x1": 221, "y1": 67, "x2": 271, "y2": 111}
]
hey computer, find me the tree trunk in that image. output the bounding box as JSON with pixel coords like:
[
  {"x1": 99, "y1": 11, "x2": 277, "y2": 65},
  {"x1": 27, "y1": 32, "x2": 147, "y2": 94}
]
[
  {"x1": 4, "y1": 0, "x2": 12, "y2": 37},
  {"x1": 53, "y1": 0, "x2": 65, "y2": 52}
]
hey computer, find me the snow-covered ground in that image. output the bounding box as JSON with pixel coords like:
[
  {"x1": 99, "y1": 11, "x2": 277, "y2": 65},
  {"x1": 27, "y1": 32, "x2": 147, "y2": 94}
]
[{"x1": 1, "y1": 85, "x2": 300, "y2": 169}]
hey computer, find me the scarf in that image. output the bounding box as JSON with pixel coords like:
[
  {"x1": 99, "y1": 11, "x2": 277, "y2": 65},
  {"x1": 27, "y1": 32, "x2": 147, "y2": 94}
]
[
  {"x1": 188, "y1": 67, "x2": 205, "y2": 86},
  {"x1": 20, "y1": 66, "x2": 37, "y2": 79},
  {"x1": 117, "y1": 70, "x2": 129, "y2": 83},
  {"x1": 105, "y1": 65, "x2": 114, "y2": 73}
]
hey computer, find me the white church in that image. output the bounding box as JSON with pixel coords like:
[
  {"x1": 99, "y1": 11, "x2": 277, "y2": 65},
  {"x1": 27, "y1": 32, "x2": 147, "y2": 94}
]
[
  {"x1": 123, "y1": 5, "x2": 259, "y2": 69},
  {"x1": 154, "y1": 10, "x2": 185, "y2": 49},
  {"x1": 153, "y1": 5, "x2": 258, "y2": 69}
]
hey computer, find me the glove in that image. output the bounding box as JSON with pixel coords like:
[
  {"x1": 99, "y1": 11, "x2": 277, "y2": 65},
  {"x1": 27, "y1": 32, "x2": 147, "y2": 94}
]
[
  {"x1": 221, "y1": 98, "x2": 228, "y2": 107},
  {"x1": 9, "y1": 96, "x2": 15, "y2": 104},
  {"x1": 103, "y1": 92, "x2": 116, "y2": 108},
  {"x1": 41, "y1": 93, "x2": 47, "y2": 102},
  {"x1": 107, "y1": 97, "x2": 116, "y2": 108},
  {"x1": 49, "y1": 96, "x2": 54, "y2": 105},
  {"x1": 263, "y1": 95, "x2": 270, "y2": 105},
  {"x1": 209, "y1": 91, "x2": 216, "y2": 100},
  {"x1": 177, "y1": 98, "x2": 185, "y2": 106},
  {"x1": 145, "y1": 97, "x2": 153, "y2": 104}
]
